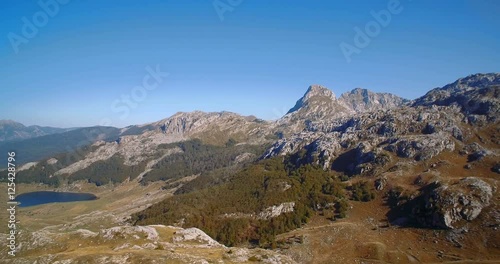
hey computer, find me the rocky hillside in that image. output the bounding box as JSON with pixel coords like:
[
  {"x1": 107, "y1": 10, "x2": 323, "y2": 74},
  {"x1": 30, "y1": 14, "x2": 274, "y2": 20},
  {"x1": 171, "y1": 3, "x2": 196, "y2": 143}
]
[
  {"x1": 413, "y1": 73, "x2": 499, "y2": 106},
  {"x1": 149, "y1": 111, "x2": 273, "y2": 145},
  {"x1": 413, "y1": 73, "x2": 499, "y2": 122},
  {"x1": 262, "y1": 72, "x2": 499, "y2": 229},
  {"x1": 266, "y1": 73, "x2": 498, "y2": 168},
  {"x1": 2, "y1": 225, "x2": 295, "y2": 263},
  {"x1": 11, "y1": 111, "x2": 274, "y2": 186}
]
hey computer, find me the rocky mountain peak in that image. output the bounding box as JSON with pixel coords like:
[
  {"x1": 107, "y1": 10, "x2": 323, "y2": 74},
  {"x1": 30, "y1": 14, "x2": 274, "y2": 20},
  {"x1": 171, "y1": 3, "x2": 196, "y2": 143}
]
[
  {"x1": 348, "y1": 87, "x2": 369, "y2": 95},
  {"x1": 304, "y1": 84, "x2": 336, "y2": 100},
  {"x1": 278, "y1": 85, "x2": 354, "y2": 130},
  {"x1": 287, "y1": 85, "x2": 336, "y2": 114},
  {"x1": 281, "y1": 84, "x2": 411, "y2": 131}
]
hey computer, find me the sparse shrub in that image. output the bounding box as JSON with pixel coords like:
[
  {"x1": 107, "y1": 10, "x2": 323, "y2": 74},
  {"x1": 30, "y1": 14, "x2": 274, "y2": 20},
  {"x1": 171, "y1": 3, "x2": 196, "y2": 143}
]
[
  {"x1": 336, "y1": 199, "x2": 349, "y2": 218},
  {"x1": 351, "y1": 181, "x2": 376, "y2": 202},
  {"x1": 248, "y1": 256, "x2": 260, "y2": 262},
  {"x1": 339, "y1": 174, "x2": 349, "y2": 182}
]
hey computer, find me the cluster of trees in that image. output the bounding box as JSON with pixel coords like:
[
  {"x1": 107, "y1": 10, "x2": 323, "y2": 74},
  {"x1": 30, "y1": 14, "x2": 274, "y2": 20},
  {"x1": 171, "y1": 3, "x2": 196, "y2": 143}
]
[
  {"x1": 7, "y1": 162, "x2": 61, "y2": 186},
  {"x1": 10, "y1": 138, "x2": 265, "y2": 187},
  {"x1": 68, "y1": 155, "x2": 147, "y2": 186},
  {"x1": 10, "y1": 144, "x2": 146, "y2": 186},
  {"x1": 132, "y1": 157, "x2": 348, "y2": 247},
  {"x1": 140, "y1": 139, "x2": 265, "y2": 184},
  {"x1": 174, "y1": 165, "x2": 239, "y2": 195}
]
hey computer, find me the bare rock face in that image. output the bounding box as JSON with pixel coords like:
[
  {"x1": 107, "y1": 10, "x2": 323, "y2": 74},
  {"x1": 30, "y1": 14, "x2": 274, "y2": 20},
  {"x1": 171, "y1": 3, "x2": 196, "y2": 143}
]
[
  {"x1": 101, "y1": 225, "x2": 159, "y2": 240},
  {"x1": 413, "y1": 73, "x2": 500, "y2": 122},
  {"x1": 413, "y1": 178, "x2": 493, "y2": 229},
  {"x1": 153, "y1": 111, "x2": 273, "y2": 144},
  {"x1": 287, "y1": 85, "x2": 337, "y2": 114},
  {"x1": 339, "y1": 88, "x2": 409, "y2": 113},
  {"x1": 374, "y1": 176, "x2": 388, "y2": 191},
  {"x1": 281, "y1": 85, "x2": 407, "y2": 131},
  {"x1": 346, "y1": 141, "x2": 389, "y2": 175},
  {"x1": 492, "y1": 163, "x2": 500, "y2": 174},
  {"x1": 283, "y1": 85, "x2": 354, "y2": 124},
  {"x1": 265, "y1": 105, "x2": 464, "y2": 172},
  {"x1": 172, "y1": 227, "x2": 221, "y2": 247},
  {"x1": 258, "y1": 202, "x2": 295, "y2": 220},
  {"x1": 384, "y1": 133, "x2": 455, "y2": 161},
  {"x1": 221, "y1": 202, "x2": 296, "y2": 220}
]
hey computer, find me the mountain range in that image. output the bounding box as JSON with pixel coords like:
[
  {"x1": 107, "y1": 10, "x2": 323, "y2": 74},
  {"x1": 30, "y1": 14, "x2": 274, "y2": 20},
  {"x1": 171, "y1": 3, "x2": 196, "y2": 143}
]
[
  {"x1": 0, "y1": 81, "x2": 411, "y2": 164},
  {"x1": 0, "y1": 120, "x2": 76, "y2": 143},
  {"x1": 2, "y1": 73, "x2": 499, "y2": 263}
]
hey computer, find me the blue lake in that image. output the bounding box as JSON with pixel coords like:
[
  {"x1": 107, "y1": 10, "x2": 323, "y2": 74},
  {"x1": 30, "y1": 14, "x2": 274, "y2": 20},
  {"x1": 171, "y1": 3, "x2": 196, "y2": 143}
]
[{"x1": 15, "y1": 191, "x2": 97, "y2": 207}]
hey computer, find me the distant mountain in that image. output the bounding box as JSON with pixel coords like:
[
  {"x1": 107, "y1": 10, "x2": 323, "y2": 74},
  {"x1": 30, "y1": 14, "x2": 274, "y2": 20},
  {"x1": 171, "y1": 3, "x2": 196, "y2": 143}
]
[
  {"x1": 0, "y1": 126, "x2": 121, "y2": 166},
  {"x1": 0, "y1": 120, "x2": 75, "y2": 143},
  {"x1": 7, "y1": 74, "x2": 497, "y2": 171}
]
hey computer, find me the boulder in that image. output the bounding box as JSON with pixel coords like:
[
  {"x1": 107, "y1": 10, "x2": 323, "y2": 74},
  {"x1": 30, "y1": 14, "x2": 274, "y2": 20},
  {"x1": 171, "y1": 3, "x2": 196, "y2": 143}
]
[
  {"x1": 384, "y1": 133, "x2": 455, "y2": 161},
  {"x1": 375, "y1": 177, "x2": 388, "y2": 191},
  {"x1": 492, "y1": 163, "x2": 500, "y2": 174},
  {"x1": 413, "y1": 177, "x2": 493, "y2": 229}
]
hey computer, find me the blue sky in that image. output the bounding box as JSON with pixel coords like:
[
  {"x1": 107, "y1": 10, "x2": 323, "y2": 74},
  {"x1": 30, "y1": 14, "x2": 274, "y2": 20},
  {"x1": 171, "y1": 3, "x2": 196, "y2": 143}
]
[{"x1": 1, "y1": 0, "x2": 499, "y2": 128}]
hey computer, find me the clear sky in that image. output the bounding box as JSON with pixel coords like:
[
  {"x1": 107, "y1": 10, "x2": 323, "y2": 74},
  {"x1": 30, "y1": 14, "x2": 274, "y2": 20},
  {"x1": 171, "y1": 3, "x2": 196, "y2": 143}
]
[{"x1": 1, "y1": 0, "x2": 499, "y2": 128}]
